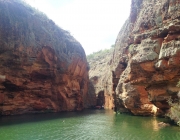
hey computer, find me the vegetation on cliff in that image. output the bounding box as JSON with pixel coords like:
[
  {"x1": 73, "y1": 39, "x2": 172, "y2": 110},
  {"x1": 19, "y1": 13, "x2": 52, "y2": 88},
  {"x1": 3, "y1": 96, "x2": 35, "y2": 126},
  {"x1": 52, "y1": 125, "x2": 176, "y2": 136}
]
[
  {"x1": 87, "y1": 45, "x2": 114, "y2": 62},
  {"x1": 0, "y1": 0, "x2": 85, "y2": 57}
]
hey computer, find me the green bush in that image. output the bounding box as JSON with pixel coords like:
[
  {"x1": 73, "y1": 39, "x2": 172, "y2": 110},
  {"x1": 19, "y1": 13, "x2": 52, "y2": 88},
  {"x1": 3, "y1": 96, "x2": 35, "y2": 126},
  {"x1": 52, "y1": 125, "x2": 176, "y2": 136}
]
[{"x1": 86, "y1": 46, "x2": 114, "y2": 61}]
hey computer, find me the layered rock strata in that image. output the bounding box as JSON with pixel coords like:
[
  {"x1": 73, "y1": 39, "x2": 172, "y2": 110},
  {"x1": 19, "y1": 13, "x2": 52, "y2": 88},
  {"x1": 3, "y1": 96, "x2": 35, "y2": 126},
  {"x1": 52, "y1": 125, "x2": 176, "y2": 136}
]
[
  {"x1": 0, "y1": 0, "x2": 92, "y2": 115},
  {"x1": 112, "y1": 0, "x2": 180, "y2": 116}
]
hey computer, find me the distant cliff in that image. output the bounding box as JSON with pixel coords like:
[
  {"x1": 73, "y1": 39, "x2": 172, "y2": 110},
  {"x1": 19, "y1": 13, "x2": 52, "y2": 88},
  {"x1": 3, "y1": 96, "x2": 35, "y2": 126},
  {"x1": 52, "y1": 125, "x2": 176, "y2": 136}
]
[
  {"x1": 87, "y1": 49, "x2": 114, "y2": 109},
  {"x1": 0, "y1": 0, "x2": 93, "y2": 115}
]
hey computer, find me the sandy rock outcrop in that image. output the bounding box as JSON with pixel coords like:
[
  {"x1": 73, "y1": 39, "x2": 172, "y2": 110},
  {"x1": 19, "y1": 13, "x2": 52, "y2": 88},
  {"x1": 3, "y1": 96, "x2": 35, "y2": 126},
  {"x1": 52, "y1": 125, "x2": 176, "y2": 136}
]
[
  {"x1": 88, "y1": 49, "x2": 114, "y2": 109},
  {"x1": 112, "y1": 0, "x2": 180, "y2": 116},
  {"x1": 0, "y1": 0, "x2": 92, "y2": 115}
]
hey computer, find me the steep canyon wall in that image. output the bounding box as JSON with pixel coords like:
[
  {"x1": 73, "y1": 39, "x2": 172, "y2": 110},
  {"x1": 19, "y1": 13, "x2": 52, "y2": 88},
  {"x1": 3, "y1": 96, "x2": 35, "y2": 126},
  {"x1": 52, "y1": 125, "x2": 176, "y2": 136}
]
[
  {"x1": 88, "y1": 49, "x2": 114, "y2": 109},
  {"x1": 0, "y1": 0, "x2": 93, "y2": 115},
  {"x1": 112, "y1": 0, "x2": 180, "y2": 116},
  {"x1": 88, "y1": 0, "x2": 180, "y2": 119}
]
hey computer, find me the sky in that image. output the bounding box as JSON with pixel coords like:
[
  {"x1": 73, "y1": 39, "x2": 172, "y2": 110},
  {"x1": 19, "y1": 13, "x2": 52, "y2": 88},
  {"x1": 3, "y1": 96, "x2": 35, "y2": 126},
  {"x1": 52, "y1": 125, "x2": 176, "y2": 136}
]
[{"x1": 24, "y1": 0, "x2": 131, "y2": 55}]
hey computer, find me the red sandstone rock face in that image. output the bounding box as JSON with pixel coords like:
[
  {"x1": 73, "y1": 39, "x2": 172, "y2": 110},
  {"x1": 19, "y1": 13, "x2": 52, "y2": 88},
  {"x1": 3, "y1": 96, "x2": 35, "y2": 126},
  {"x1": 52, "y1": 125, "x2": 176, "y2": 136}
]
[
  {"x1": 0, "y1": 0, "x2": 92, "y2": 115},
  {"x1": 112, "y1": 0, "x2": 180, "y2": 116}
]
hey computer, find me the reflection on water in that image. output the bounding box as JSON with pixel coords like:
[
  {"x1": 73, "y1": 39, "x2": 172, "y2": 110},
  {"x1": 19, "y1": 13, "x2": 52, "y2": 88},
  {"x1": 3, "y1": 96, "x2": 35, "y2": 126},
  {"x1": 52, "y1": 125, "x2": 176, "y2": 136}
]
[
  {"x1": 0, "y1": 109, "x2": 180, "y2": 140},
  {"x1": 152, "y1": 118, "x2": 160, "y2": 131}
]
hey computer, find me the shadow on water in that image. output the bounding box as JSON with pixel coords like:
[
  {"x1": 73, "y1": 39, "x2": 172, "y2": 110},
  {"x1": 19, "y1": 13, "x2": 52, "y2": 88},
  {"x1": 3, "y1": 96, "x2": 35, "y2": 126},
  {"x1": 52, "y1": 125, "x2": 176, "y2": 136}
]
[{"x1": 0, "y1": 109, "x2": 100, "y2": 126}]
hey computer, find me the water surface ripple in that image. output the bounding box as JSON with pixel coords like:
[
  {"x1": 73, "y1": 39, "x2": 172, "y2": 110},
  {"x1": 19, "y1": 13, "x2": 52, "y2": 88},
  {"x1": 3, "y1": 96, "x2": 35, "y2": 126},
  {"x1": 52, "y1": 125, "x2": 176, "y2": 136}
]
[{"x1": 0, "y1": 110, "x2": 180, "y2": 140}]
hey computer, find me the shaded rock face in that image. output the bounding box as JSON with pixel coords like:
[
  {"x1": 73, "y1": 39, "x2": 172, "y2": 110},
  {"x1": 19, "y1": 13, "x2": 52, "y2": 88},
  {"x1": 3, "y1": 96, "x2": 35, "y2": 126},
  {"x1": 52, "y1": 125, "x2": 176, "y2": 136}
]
[
  {"x1": 88, "y1": 50, "x2": 114, "y2": 109},
  {"x1": 112, "y1": 0, "x2": 180, "y2": 115},
  {"x1": 0, "y1": 0, "x2": 91, "y2": 115}
]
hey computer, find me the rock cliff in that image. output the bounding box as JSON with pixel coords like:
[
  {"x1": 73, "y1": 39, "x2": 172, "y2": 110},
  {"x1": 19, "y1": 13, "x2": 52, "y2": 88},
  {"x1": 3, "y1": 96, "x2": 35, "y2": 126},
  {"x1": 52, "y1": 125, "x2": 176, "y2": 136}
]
[
  {"x1": 112, "y1": 0, "x2": 180, "y2": 116},
  {"x1": 0, "y1": 0, "x2": 92, "y2": 115},
  {"x1": 88, "y1": 49, "x2": 114, "y2": 109},
  {"x1": 88, "y1": 0, "x2": 180, "y2": 119}
]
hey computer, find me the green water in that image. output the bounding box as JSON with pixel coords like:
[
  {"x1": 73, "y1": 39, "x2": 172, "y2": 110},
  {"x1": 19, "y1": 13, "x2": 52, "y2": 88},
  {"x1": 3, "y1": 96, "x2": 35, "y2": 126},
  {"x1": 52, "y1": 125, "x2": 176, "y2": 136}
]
[{"x1": 0, "y1": 110, "x2": 180, "y2": 140}]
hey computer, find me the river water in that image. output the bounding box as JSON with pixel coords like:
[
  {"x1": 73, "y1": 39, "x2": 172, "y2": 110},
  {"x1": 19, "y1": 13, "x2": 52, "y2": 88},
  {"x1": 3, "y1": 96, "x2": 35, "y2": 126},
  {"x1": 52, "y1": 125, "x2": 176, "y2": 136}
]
[{"x1": 0, "y1": 109, "x2": 180, "y2": 140}]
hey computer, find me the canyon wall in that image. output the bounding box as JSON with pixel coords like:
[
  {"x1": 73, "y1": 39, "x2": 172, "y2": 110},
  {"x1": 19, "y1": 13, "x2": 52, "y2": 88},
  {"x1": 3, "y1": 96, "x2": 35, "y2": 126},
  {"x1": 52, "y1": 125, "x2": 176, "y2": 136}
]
[
  {"x1": 0, "y1": 0, "x2": 93, "y2": 115},
  {"x1": 112, "y1": 0, "x2": 180, "y2": 116},
  {"x1": 88, "y1": 49, "x2": 114, "y2": 109}
]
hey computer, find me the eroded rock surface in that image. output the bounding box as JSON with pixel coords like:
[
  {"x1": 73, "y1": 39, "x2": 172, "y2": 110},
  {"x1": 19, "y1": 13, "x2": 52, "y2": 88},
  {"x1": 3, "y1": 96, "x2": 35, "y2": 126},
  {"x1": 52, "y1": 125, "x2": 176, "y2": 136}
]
[
  {"x1": 0, "y1": 0, "x2": 92, "y2": 115},
  {"x1": 112, "y1": 0, "x2": 180, "y2": 116},
  {"x1": 88, "y1": 49, "x2": 114, "y2": 109}
]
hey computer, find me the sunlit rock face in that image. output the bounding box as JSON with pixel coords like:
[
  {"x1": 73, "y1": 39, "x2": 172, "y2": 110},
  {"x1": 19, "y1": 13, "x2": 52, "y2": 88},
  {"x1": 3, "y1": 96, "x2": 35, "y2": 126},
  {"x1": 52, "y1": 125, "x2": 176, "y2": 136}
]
[
  {"x1": 112, "y1": 0, "x2": 180, "y2": 116},
  {"x1": 0, "y1": 0, "x2": 92, "y2": 115},
  {"x1": 88, "y1": 50, "x2": 114, "y2": 109}
]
